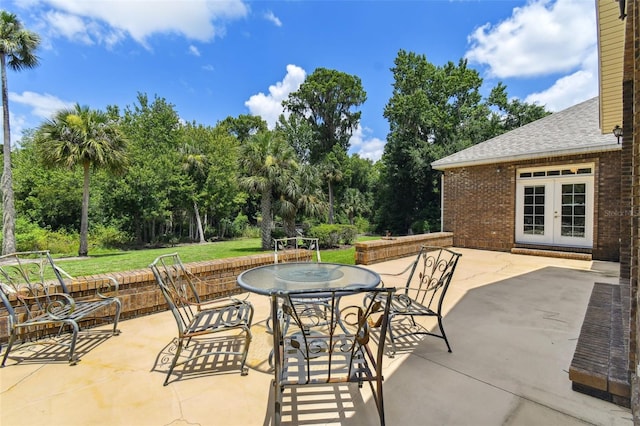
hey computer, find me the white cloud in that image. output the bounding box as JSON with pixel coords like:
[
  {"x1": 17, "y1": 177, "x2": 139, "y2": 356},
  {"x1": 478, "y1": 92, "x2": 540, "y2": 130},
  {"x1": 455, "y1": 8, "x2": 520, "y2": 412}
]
[
  {"x1": 264, "y1": 11, "x2": 282, "y2": 27},
  {"x1": 202, "y1": 64, "x2": 215, "y2": 72},
  {"x1": 524, "y1": 48, "x2": 598, "y2": 111},
  {"x1": 245, "y1": 64, "x2": 306, "y2": 129},
  {"x1": 30, "y1": 0, "x2": 250, "y2": 48},
  {"x1": 349, "y1": 125, "x2": 385, "y2": 163},
  {"x1": 8, "y1": 113, "x2": 27, "y2": 146},
  {"x1": 7, "y1": 91, "x2": 74, "y2": 145},
  {"x1": 465, "y1": 0, "x2": 598, "y2": 111},
  {"x1": 44, "y1": 10, "x2": 95, "y2": 45},
  {"x1": 466, "y1": 0, "x2": 596, "y2": 78},
  {"x1": 188, "y1": 45, "x2": 201, "y2": 56},
  {"x1": 9, "y1": 91, "x2": 75, "y2": 119}
]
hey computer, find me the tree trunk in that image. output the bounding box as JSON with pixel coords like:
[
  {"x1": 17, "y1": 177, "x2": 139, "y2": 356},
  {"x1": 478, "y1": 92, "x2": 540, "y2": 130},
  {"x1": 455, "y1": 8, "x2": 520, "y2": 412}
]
[
  {"x1": 328, "y1": 180, "x2": 335, "y2": 224},
  {"x1": 1, "y1": 53, "x2": 16, "y2": 255},
  {"x1": 261, "y1": 187, "x2": 273, "y2": 250},
  {"x1": 78, "y1": 161, "x2": 90, "y2": 256},
  {"x1": 193, "y1": 201, "x2": 205, "y2": 243},
  {"x1": 284, "y1": 217, "x2": 297, "y2": 238}
]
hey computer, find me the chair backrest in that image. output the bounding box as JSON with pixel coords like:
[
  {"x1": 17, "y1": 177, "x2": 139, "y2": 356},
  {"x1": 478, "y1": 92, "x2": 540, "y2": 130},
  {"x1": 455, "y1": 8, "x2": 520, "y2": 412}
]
[
  {"x1": 273, "y1": 237, "x2": 321, "y2": 263},
  {"x1": 149, "y1": 253, "x2": 202, "y2": 335},
  {"x1": 0, "y1": 251, "x2": 71, "y2": 316},
  {"x1": 276, "y1": 286, "x2": 394, "y2": 384},
  {"x1": 404, "y1": 246, "x2": 461, "y2": 312}
]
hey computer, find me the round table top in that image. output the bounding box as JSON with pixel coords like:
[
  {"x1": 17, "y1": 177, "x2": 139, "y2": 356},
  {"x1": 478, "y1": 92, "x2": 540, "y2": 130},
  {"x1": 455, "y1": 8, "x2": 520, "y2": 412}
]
[{"x1": 237, "y1": 262, "x2": 381, "y2": 296}]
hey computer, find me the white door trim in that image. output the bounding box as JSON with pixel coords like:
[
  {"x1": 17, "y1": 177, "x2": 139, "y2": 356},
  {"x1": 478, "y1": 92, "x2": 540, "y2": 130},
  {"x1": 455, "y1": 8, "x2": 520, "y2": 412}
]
[{"x1": 515, "y1": 164, "x2": 594, "y2": 248}]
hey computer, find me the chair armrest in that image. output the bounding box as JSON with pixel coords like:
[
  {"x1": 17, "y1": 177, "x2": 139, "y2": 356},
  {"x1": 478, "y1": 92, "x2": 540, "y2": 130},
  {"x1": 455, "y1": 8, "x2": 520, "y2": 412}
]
[
  {"x1": 14, "y1": 292, "x2": 77, "y2": 320},
  {"x1": 195, "y1": 296, "x2": 250, "y2": 312}
]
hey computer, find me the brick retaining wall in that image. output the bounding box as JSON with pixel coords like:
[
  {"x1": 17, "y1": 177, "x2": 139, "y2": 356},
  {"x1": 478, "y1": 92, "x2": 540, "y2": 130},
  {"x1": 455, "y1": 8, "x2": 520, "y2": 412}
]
[
  {"x1": 354, "y1": 232, "x2": 453, "y2": 265},
  {"x1": 0, "y1": 250, "x2": 308, "y2": 343}
]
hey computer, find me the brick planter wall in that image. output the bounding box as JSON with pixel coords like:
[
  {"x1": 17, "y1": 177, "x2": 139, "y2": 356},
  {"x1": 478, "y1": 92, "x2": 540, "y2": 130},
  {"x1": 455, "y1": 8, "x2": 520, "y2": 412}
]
[
  {"x1": 354, "y1": 232, "x2": 453, "y2": 265},
  {"x1": 0, "y1": 250, "x2": 309, "y2": 343}
]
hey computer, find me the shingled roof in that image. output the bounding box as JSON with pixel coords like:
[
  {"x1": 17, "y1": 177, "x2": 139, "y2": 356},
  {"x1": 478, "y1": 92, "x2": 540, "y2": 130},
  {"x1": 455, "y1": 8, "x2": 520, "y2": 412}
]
[{"x1": 431, "y1": 97, "x2": 621, "y2": 170}]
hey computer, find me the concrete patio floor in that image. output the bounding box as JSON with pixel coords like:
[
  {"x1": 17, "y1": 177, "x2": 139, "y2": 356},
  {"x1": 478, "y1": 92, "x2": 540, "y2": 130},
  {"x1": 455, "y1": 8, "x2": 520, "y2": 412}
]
[{"x1": 0, "y1": 248, "x2": 634, "y2": 426}]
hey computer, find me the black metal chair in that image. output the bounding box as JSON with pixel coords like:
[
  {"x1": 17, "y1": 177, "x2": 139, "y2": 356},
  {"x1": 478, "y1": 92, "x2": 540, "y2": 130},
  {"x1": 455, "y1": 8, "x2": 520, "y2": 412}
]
[
  {"x1": 273, "y1": 237, "x2": 321, "y2": 263},
  {"x1": 367, "y1": 246, "x2": 462, "y2": 356},
  {"x1": 272, "y1": 287, "x2": 395, "y2": 425},
  {"x1": 149, "y1": 253, "x2": 253, "y2": 385},
  {"x1": 0, "y1": 250, "x2": 121, "y2": 366}
]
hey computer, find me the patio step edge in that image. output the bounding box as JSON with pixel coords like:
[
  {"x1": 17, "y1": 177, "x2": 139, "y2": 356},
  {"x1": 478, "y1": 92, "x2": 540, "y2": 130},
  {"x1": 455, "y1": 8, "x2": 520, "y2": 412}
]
[
  {"x1": 510, "y1": 247, "x2": 592, "y2": 261},
  {"x1": 569, "y1": 282, "x2": 631, "y2": 408}
]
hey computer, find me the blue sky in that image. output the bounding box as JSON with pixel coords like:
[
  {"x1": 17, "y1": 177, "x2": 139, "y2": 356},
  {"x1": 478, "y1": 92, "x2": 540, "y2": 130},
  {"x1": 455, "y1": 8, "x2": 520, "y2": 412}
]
[{"x1": 4, "y1": 0, "x2": 598, "y2": 162}]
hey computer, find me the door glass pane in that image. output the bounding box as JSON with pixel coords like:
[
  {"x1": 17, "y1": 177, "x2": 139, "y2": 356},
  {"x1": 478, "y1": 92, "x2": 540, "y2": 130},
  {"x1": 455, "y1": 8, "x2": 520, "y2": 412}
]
[
  {"x1": 560, "y1": 183, "x2": 586, "y2": 237},
  {"x1": 523, "y1": 185, "x2": 545, "y2": 235}
]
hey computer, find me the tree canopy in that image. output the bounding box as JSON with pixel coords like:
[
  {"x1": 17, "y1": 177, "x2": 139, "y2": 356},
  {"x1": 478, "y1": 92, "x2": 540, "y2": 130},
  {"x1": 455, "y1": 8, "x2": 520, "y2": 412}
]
[{"x1": 376, "y1": 50, "x2": 549, "y2": 235}]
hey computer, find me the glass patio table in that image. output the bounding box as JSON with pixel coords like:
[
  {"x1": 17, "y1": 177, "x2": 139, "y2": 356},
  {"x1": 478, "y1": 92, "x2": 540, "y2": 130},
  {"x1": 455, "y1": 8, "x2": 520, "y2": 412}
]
[{"x1": 237, "y1": 262, "x2": 381, "y2": 296}]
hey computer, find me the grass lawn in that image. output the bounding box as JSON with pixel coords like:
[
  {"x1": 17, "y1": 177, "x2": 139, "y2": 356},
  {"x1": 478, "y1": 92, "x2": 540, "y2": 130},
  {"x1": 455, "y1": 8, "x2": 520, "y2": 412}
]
[{"x1": 54, "y1": 235, "x2": 381, "y2": 277}]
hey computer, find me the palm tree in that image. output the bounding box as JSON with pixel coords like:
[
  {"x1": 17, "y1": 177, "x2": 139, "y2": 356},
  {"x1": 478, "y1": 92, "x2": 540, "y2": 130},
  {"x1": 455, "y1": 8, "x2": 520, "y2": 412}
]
[
  {"x1": 36, "y1": 104, "x2": 127, "y2": 256},
  {"x1": 1, "y1": 11, "x2": 40, "y2": 255},
  {"x1": 239, "y1": 131, "x2": 298, "y2": 250},
  {"x1": 342, "y1": 188, "x2": 367, "y2": 225},
  {"x1": 274, "y1": 164, "x2": 326, "y2": 237},
  {"x1": 180, "y1": 142, "x2": 207, "y2": 243}
]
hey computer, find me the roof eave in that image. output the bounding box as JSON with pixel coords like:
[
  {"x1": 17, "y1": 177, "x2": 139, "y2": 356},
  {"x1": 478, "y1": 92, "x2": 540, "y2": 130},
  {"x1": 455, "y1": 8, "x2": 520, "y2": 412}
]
[{"x1": 431, "y1": 144, "x2": 622, "y2": 171}]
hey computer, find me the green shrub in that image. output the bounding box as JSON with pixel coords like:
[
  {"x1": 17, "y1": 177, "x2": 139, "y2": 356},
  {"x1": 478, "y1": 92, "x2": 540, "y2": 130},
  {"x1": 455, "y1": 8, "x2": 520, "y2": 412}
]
[
  {"x1": 339, "y1": 225, "x2": 358, "y2": 244},
  {"x1": 308, "y1": 224, "x2": 358, "y2": 248},
  {"x1": 353, "y1": 216, "x2": 370, "y2": 234},
  {"x1": 13, "y1": 218, "x2": 77, "y2": 254},
  {"x1": 308, "y1": 224, "x2": 340, "y2": 248},
  {"x1": 411, "y1": 220, "x2": 431, "y2": 234},
  {"x1": 242, "y1": 225, "x2": 261, "y2": 238},
  {"x1": 90, "y1": 224, "x2": 132, "y2": 249},
  {"x1": 230, "y1": 213, "x2": 249, "y2": 238},
  {"x1": 271, "y1": 227, "x2": 287, "y2": 240}
]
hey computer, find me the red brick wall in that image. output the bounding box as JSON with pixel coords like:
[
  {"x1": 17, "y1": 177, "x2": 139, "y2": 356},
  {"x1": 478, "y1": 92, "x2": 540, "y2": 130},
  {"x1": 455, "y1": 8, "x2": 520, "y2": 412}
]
[
  {"x1": 0, "y1": 251, "x2": 308, "y2": 343},
  {"x1": 442, "y1": 152, "x2": 621, "y2": 261},
  {"x1": 355, "y1": 232, "x2": 453, "y2": 264},
  {"x1": 443, "y1": 163, "x2": 515, "y2": 252}
]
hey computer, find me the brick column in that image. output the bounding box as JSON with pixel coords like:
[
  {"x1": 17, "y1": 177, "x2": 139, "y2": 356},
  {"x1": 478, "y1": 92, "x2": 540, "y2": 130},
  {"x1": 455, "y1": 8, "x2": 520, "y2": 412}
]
[{"x1": 621, "y1": 0, "x2": 639, "y2": 420}]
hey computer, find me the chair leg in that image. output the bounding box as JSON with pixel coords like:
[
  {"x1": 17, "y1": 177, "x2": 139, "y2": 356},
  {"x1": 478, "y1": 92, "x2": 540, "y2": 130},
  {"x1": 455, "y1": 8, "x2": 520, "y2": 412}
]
[
  {"x1": 112, "y1": 300, "x2": 122, "y2": 335},
  {"x1": 164, "y1": 339, "x2": 184, "y2": 386},
  {"x1": 239, "y1": 326, "x2": 252, "y2": 376},
  {"x1": 386, "y1": 316, "x2": 398, "y2": 357},
  {"x1": 1, "y1": 333, "x2": 16, "y2": 367},
  {"x1": 67, "y1": 322, "x2": 80, "y2": 365},
  {"x1": 273, "y1": 381, "x2": 283, "y2": 426},
  {"x1": 437, "y1": 316, "x2": 452, "y2": 353}
]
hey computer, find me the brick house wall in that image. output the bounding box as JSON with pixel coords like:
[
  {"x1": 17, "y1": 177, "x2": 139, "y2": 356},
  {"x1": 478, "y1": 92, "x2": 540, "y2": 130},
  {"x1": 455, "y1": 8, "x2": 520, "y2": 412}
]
[
  {"x1": 621, "y1": 0, "x2": 638, "y2": 419},
  {"x1": 442, "y1": 151, "x2": 621, "y2": 261}
]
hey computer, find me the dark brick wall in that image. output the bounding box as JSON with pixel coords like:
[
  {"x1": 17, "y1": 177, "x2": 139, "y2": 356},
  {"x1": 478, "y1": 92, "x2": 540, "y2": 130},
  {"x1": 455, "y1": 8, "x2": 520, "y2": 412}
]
[
  {"x1": 442, "y1": 152, "x2": 621, "y2": 261},
  {"x1": 621, "y1": 0, "x2": 638, "y2": 418}
]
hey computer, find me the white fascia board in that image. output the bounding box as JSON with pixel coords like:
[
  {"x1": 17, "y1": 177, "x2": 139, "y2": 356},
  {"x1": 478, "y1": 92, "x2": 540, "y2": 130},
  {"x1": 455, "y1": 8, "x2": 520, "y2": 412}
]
[{"x1": 431, "y1": 144, "x2": 622, "y2": 171}]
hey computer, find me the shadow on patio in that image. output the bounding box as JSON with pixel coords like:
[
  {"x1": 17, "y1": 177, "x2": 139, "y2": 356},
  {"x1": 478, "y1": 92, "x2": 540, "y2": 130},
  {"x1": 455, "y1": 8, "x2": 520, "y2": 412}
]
[{"x1": 0, "y1": 248, "x2": 633, "y2": 425}]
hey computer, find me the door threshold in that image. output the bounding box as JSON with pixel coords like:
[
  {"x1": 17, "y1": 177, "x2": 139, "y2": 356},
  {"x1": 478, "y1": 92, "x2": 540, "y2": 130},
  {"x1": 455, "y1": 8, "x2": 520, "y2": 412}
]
[{"x1": 511, "y1": 247, "x2": 592, "y2": 261}]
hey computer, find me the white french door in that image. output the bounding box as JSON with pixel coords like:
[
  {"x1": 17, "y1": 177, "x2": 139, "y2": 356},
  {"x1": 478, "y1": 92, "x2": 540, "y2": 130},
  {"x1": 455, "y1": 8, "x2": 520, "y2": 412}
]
[{"x1": 515, "y1": 165, "x2": 594, "y2": 248}]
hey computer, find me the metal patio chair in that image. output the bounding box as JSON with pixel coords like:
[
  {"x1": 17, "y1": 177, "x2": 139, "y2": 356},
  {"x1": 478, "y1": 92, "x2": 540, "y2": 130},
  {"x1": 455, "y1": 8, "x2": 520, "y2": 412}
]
[
  {"x1": 0, "y1": 250, "x2": 121, "y2": 366},
  {"x1": 273, "y1": 236, "x2": 321, "y2": 263},
  {"x1": 271, "y1": 237, "x2": 329, "y2": 333},
  {"x1": 367, "y1": 246, "x2": 462, "y2": 355},
  {"x1": 272, "y1": 286, "x2": 395, "y2": 425},
  {"x1": 149, "y1": 253, "x2": 253, "y2": 385}
]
